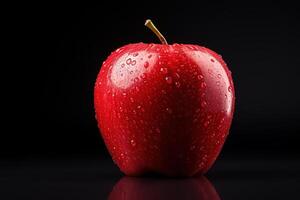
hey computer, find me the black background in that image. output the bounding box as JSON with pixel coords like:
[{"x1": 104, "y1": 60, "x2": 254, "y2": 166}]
[
  {"x1": 2, "y1": 0, "x2": 300, "y2": 199},
  {"x1": 4, "y1": 0, "x2": 300, "y2": 158}
]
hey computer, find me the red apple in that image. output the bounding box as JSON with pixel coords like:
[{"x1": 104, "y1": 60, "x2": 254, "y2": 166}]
[
  {"x1": 108, "y1": 176, "x2": 220, "y2": 200},
  {"x1": 94, "y1": 20, "x2": 235, "y2": 176}
]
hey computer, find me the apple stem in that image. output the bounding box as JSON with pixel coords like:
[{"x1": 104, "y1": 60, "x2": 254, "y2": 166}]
[{"x1": 145, "y1": 19, "x2": 168, "y2": 45}]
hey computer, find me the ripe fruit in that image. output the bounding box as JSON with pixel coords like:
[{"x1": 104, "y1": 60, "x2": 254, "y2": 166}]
[{"x1": 94, "y1": 20, "x2": 235, "y2": 176}]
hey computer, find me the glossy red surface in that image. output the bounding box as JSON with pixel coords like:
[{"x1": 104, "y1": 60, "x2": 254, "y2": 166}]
[{"x1": 94, "y1": 43, "x2": 235, "y2": 176}]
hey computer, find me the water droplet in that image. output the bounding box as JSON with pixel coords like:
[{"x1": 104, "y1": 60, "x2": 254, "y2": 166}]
[
  {"x1": 144, "y1": 61, "x2": 149, "y2": 68},
  {"x1": 220, "y1": 117, "x2": 225, "y2": 123},
  {"x1": 166, "y1": 107, "x2": 172, "y2": 114},
  {"x1": 137, "y1": 105, "x2": 141, "y2": 109},
  {"x1": 131, "y1": 60, "x2": 136, "y2": 65},
  {"x1": 136, "y1": 87, "x2": 140, "y2": 92},
  {"x1": 148, "y1": 54, "x2": 152, "y2": 58},
  {"x1": 133, "y1": 52, "x2": 138, "y2": 57},
  {"x1": 217, "y1": 74, "x2": 222, "y2": 79},
  {"x1": 204, "y1": 120, "x2": 210, "y2": 127},
  {"x1": 165, "y1": 76, "x2": 173, "y2": 84},
  {"x1": 216, "y1": 81, "x2": 220, "y2": 86},
  {"x1": 130, "y1": 139, "x2": 136, "y2": 146},
  {"x1": 122, "y1": 92, "x2": 126, "y2": 96},
  {"x1": 121, "y1": 63, "x2": 125, "y2": 68},
  {"x1": 175, "y1": 72, "x2": 180, "y2": 79},
  {"x1": 130, "y1": 97, "x2": 134, "y2": 102},
  {"x1": 198, "y1": 162, "x2": 205, "y2": 168},
  {"x1": 225, "y1": 94, "x2": 228, "y2": 99},
  {"x1": 161, "y1": 90, "x2": 167, "y2": 94},
  {"x1": 197, "y1": 75, "x2": 203, "y2": 80},
  {"x1": 201, "y1": 101, "x2": 207, "y2": 108},
  {"x1": 196, "y1": 108, "x2": 201, "y2": 113},
  {"x1": 134, "y1": 77, "x2": 139, "y2": 82},
  {"x1": 210, "y1": 58, "x2": 215, "y2": 62},
  {"x1": 228, "y1": 86, "x2": 232, "y2": 92},
  {"x1": 160, "y1": 67, "x2": 168, "y2": 74},
  {"x1": 200, "y1": 82, "x2": 206, "y2": 88},
  {"x1": 155, "y1": 128, "x2": 161, "y2": 133},
  {"x1": 175, "y1": 82, "x2": 181, "y2": 88},
  {"x1": 141, "y1": 73, "x2": 146, "y2": 79},
  {"x1": 126, "y1": 58, "x2": 132, "y2": 65},
  {"x1": 190, "y1": 145, "x2": 196, "y2": 151},
  {"x1": 130, "y1": 71, "x2": 133, "y2": 74},
  {"x1": 208, "y1": 69, "x2": 213, "y2": 75}
]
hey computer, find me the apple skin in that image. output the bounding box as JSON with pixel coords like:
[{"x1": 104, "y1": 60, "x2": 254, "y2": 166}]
[
  {"x1": 94, "y1": 43, "x2": 234, "y2": 176},
  {"x1": 108, "y1": 176, "x2": 220, "y2": 200}
]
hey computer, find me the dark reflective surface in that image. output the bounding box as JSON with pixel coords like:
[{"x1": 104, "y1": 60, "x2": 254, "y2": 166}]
[
  {"x1": 109, "y1": 176, "x2": 219, "y2": 200},
  {"x1": 1, "y1": 156, "x2": 300, "y2": 199}
]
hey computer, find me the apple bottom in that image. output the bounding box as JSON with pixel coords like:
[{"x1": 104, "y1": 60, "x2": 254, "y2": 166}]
[{"x1": 105, "y1": 128, "x2": 228, "y2": 177}]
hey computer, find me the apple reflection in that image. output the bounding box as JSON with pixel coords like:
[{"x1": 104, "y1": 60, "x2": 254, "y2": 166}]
[{"x1": 108, "y1": 176, "x2": 220, "y2": 200}]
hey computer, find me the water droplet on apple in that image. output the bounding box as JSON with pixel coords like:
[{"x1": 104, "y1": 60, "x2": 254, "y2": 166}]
[
  {"x1": 210, "y1": 58, "x2": 215, "y2": 62},
  {"x1": 126, "y1": 58, "x2": 132, "y2": 65},
  {"x1": 225, "y1": 94, "x2": 228, "y2": 99},
  {"x1": 175, "y1": 81, "x2": 181, "y2": 88},
  {"x1": 208, "y1": 69, "x2": 213, "y2": 75},
  {"x1": 130, "y1": 71, "x2": 133, "y2": 74},
  {"x1": 160, "y1": 67, "x2": 168, "y2": 74},
  {"x1": 201, "y1": 101, "x2": 207, "y2": 108},
  {"x1": 165, "y1": 76, "x2": 172, "y2": 84},
  {"x1": 134, "y1": 77, "x2": 139, "y2": 82},
  {"x1": 216, "y1": 81, "x2": 220, "y2": 86},
  {"x1": 190, "y1": 145, "x2": 196, "y2": 151},
  {"x1": 130, "y1": 97, "x2": 134, "y2": 102},
  {"x1": 200, "y1": 82, "x2": 206, "y2": 88},
  {"x1": 122, "y1": 92, "x2": 126, "y2": 96},
  {"x1": 197, "y1": 75, "x2": 203, "y2": 80},
  {"x1": 141, "y1": 73, "x2": 146, "y2": 79},
  {"x1": 228, "y1": 86, "x2": 232, "y2": 92},
  {"x1": 131, "y1": 60, "x2": 136, "y2": 65},
  {"x1": 161, "y1": 90, "x2": 167, "y2": 94},
  {"x1": 130, "y1": 139, "x2": 136, "y2": 147},
  {"x1": 155, "y1": 128, "x2": 161, "y2": 133},
  {"x1": 144, "y1": 61, "x2": 149, "y2": 68},
  {"x1": 137, "y1": 105, "x2": 141, "y2": 109},
  {"x1": 133, "y1": 52, "x2": 138, "y2": 57},
  {"x1": 217, "y1": 74, "x2": 222, "y2": 78},
  {"x1": 148, "y1": 54, "x2": 152, "y2": 58},
  {"x1": 166, "y1": 107, "x2": 172, "y2": 114},
  {"x1": 204, "y1": 120, "x2": 210, "y2": 127},
  {"x1": 121, "y1": 63, "x2": 125, "y2": 68}
]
